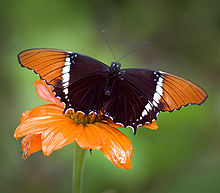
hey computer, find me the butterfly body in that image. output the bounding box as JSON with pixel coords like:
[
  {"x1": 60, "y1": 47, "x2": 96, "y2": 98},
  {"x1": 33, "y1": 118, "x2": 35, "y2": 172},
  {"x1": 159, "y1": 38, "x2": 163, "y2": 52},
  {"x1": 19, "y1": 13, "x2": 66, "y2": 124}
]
[
  {"x1": 18, "y1": 48, "x2": 208, "y2": 134},
  {"x1": 109, "y1": 61, "x2": 121, "y2": 76}
]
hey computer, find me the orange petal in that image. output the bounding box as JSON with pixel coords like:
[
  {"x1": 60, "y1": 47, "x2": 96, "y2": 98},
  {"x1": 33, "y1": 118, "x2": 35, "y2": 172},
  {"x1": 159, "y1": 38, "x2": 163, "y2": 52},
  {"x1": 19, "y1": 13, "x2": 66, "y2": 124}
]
[
  {"x1": 142, "y1": 120, "x2": 158, "y2": 130},
  {"x1": 41, "y1": 121, "x2": 82, "y2": 156},
  {"x1": 21, "y1": 134, "x2": 42, "y2": 158},
  {"x1": 14, "y1": 104, "x2": 66, "y2": 139},
  {"x1": 76, "y1": 124, "x2": 105, "y2": 149},
  {"x1": 34, "y1": 80, "x2": 64, "y2": 108},
  {"x1": 20, "y1": 104, "x2": 63, "y2": 123},
  {"x1": 87, "y1": 122, "x2": 133, "y2": 169}
]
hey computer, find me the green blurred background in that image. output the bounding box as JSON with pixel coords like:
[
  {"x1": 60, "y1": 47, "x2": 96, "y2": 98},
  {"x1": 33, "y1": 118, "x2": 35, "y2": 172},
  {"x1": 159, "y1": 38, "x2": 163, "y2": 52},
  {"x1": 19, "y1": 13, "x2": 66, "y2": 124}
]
[{"x1": 0, "y1": 0, "x2": 219, "y2": 192}]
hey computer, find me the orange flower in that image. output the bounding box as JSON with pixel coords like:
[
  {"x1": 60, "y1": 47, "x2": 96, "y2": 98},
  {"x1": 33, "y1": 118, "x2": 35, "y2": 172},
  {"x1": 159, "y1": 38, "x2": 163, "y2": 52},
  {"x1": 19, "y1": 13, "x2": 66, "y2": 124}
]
[{"x1": 14, "y1": 80, "x2": 158, "y2": 169}]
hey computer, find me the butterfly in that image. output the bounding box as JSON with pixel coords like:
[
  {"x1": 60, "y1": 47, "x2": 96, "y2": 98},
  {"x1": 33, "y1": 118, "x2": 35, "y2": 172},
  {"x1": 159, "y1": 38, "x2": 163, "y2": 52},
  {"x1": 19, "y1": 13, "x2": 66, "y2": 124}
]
[{"x1": 18, "y1": 48, "x2": 208, "y2": 134}]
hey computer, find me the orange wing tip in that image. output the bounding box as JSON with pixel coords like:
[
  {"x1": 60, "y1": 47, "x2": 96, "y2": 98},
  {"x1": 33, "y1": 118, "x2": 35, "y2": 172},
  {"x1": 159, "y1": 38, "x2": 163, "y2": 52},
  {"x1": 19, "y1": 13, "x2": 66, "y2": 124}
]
[
  {"x1": 142, "y1": 120, "x2": 158, "y2": 130},
  {"x1": 160, "y1": 72, "x2": 208, "y2": 112},
  {"x1": 18, "y1": 49, "x2": 69, "y2": 87}
]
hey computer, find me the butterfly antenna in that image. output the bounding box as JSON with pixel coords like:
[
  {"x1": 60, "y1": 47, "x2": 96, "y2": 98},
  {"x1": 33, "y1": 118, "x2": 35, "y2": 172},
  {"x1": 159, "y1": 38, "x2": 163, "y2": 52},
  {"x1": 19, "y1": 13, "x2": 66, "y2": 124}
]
[
  {"x1": 118, "y1": 41, "x2": 149, "y2": 62},
  {"x1": 102, "y1": 30, "x2": 117, "y2": 61}
]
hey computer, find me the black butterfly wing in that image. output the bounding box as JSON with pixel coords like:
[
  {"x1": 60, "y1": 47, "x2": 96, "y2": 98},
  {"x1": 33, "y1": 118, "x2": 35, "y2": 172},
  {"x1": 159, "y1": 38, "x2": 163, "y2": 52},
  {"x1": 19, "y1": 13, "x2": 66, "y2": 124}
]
[
  {"x1": 18, "y1": 48, "x2": 109, "y2": 114},
  {"x1": 104, "y1": 69, "x2": 207, "y2": 134},
  {"x1": 103, "y1": 69, "x2": 160, "y2": 134}
]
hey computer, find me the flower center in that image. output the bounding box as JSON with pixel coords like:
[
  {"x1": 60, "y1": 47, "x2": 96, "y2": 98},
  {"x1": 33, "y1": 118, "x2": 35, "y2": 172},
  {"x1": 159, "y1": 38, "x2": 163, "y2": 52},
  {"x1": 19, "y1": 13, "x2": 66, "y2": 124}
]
[{"x1": 65, "y1": 109, "x2": 103, "y2": 125}]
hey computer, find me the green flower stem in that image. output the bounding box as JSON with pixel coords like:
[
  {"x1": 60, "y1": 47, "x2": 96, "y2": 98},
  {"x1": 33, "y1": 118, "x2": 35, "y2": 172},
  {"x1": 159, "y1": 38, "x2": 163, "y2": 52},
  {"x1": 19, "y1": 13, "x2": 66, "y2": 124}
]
[{"x1": 72, "y1": 143, "x2": 87, "y2": 193}]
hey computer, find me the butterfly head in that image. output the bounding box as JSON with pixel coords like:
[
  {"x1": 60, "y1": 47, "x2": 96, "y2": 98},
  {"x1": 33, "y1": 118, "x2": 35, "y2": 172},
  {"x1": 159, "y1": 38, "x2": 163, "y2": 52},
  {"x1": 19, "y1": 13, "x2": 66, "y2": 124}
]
[{"x1": 110, "y1": 61, "x2": 121, "y2": 77}]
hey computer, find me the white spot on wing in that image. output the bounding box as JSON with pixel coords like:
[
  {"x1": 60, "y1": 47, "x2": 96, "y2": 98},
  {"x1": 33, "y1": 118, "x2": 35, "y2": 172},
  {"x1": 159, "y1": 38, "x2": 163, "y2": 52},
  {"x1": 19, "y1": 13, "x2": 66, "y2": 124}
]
[
  {"x1": 63, "y1": 82, "x2": 69, "y2": 87},
  {"x1": 137, "y1": 73, "x2": 164, "y2": 127},
  {"x1": 153, "y1": 75, "x2": 163, "y2": 104},
  {"x1": 62, "y1": 65, "x2": 70, "y2": 74},
  {"x1": 62, "y1": 73, "x2": 70, "y2": 84},
  {"x1": 63, "y1": 88, "x2": 68, "y2": 95},
  {"x1": 66, "y1": 56, "x2": 70, "y2": 62},
  {"x1": 153, "y1": 101, "x2": 158, "y2": 107},
  {"x1": 145, "y1": 103, "x2": 152, "y2": 111},
  {"x1": 153, "y1": 93, "x2": 161, "y2": 103},
  {"x1": 142, "y1": 109, "x2": 148, "y2": 117},
  {"x1": 62, "y1": 56, "x2": 71, "y2": 96}
]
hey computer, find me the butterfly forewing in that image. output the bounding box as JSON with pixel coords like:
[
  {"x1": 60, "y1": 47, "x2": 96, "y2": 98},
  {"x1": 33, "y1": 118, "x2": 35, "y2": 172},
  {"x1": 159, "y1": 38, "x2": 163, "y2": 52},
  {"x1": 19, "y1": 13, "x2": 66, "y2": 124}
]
[
  {"x1": 123, "y1": 69, "x2": 207, "y2": 113},
  {"x1": 108, "y1": 69, "x2": 208, "y2": 132},
  {"x1": 18, "y1": 48, "x2": 109, "y2": 114},
  {"x1": 103, "y1": 69, "x2": 160, "y2": 133},
  {"x1": 58, "y1": 53, "x2": 109, "y2": 114}
]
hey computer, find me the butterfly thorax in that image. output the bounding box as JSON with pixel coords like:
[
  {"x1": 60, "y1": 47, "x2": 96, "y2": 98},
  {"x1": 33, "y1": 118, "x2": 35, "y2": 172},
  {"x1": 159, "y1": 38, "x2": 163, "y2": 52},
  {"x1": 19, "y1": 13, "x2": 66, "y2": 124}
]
[
  {"x1": 104, "y1": 61, "x2": 121, "y2": 98},
  {"x1": 110, "y1": 61, "x2": 121, "y2": 77}
]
